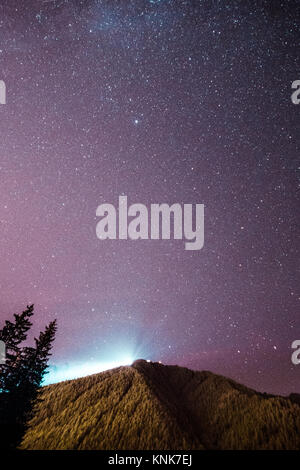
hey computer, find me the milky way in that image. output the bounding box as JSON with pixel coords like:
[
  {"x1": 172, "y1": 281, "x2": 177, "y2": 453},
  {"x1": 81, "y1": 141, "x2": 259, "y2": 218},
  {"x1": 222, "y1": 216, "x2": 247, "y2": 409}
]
[{"x1": 0, "y1": 0, "x2": 299, "y2": 394}]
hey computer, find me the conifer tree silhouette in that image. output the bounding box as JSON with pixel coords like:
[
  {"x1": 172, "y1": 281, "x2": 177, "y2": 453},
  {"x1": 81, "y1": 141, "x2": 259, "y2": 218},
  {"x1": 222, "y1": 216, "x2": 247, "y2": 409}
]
[{"x1": 0, "y1": 305, "x2": 56, "y2": 449}]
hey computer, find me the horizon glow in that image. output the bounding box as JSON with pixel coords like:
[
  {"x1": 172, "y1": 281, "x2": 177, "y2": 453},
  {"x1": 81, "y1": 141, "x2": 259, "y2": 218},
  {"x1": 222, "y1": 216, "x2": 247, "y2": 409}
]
[{"x1": 44, "y1": 356, "x2": 135, "y2": 385}]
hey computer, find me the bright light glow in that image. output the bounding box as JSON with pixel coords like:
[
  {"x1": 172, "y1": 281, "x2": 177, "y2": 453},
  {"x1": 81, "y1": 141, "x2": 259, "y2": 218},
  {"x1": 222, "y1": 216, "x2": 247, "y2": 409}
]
[{"x1": 44, "y1": 357, "x2": 134, "y2": 385}]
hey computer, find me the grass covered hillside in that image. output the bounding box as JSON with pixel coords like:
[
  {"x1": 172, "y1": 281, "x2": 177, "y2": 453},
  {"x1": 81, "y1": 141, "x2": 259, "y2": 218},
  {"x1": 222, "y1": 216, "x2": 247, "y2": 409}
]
[{"x1": 20, "y1": 360, "x2": 300, "y2": 450}]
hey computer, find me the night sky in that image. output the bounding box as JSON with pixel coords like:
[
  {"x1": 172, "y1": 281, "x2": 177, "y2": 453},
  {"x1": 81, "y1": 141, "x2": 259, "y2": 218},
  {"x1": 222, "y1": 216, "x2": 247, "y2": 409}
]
[{"x1": 0, "y1": 0, "x2": 299, "y2": 395}]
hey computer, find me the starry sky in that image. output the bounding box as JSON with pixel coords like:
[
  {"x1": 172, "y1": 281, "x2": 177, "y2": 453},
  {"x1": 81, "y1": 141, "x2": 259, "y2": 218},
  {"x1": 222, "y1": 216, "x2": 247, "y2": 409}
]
[{"x1": 0, "y1": 0, "x2": 299, "y2": 395}]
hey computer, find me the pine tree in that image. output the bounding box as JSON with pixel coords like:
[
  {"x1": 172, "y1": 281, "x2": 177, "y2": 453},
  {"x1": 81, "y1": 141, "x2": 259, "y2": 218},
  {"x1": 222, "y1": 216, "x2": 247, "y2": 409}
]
[
  {"x1": 0, "y1": 305, "x2": 56, "y2": 449},
  {"x1": 0, "y1": 305, "x2": 34, "y2": 394},
  {"x1": 21, "y1": 320, "x2": 57, "y2": 392}
]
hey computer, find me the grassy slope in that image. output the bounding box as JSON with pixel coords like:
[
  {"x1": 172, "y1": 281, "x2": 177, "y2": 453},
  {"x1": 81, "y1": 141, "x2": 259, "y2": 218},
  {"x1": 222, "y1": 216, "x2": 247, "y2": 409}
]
[
  {"x1": 133, "y1": 360, "x2": 300, "y2": 450},
  {"x1": 20, "y1": 363, "x2": 202, "y2": 450},
  {"x1": 20, "y1": 360, "x2": 300, "y2": 450}
]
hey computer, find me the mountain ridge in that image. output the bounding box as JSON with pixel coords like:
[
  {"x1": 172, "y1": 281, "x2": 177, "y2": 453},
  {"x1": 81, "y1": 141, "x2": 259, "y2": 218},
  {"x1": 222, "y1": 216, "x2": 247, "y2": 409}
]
[{"x1": 20, "y1": 359, "x2": 300, "y2": 450}]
